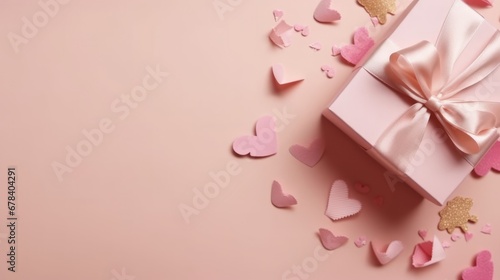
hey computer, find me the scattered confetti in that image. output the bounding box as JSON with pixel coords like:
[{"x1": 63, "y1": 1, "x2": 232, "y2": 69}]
[
  {"x1": 320, "y1": 65, "x2": 335, "y2": 78},
  {"x1": 289, "y1": 138, "x2": 325, "y2": 167},
  {"x1": 340, "y1": 27, "x2": 375, "y2": 65},
  {"x1": 314, "y1": 0, "x2": 342, "y2": 23},
  {"x1": 465, "y1": 232, "x2": 474, "y2": 242},
  {"x1": 318, "y1": 228, "x2": 349, "y2": 250},
  {"x1": 273, "y1": 9, "x2": 284, "y2": 22},
  {"x1": 232, "y1": 116, "x2": 277, "y2": 157},
  {"x1": 269, "y1": 20, "x2": 294, "y2": 48},
  {"x1": 462, "y1": 250, "x2": 494, "y2": 280},
  {"x1": 332, "y1": 45, "x2": 341, "y2": 56},
  {"x1": 438, "y1": 197, "x2": 478, "y2": 233},
  {"x1": 357, "y1": 0, "x2": 397, "y2": 24},
  {"x1": 309, "y1": 42, "x2": 322, "y2": 51},
  {"x1": 418, "y1": 229, "x2": 427, "y2": 240},
  {"x1": 325, "y1": 180, "x2": 362, "y2": 220},
  {"x1": 353, "y1": 182, "x2": 371, "y2": 194},
  {"x1": 355, "y1": 236, "x2": 368, "y2": 248},
  {"x1": 293, "y1": 24, "x2": 309, "y2": 36},
  {"x1": 271, "y1": 180, "x2": 297, "y2": 208},
  {"x1": 271, "y1": 64, "x2": 304, "y2": 85},
  {"x1": 442, "y1": 241, "x2": 451, "y2": 249},
  {"x1": 412, "y1": 236, "x2": 446, "y2": 268},
  {"x1": 481, "y1": 224, "x2": 492, "y2": 235},
  {"x1": 474, "y1": 141, "x2": 500, "y2": 176},
  {"x1": 371, "y1": 240, "x2": 404, "y2": 265},
  {"x1": 451, "y1": 233, "x2": 461, "y2": 242},
  {"x1": 373, "y1": 195, "x2": 384, "y2": 207}
]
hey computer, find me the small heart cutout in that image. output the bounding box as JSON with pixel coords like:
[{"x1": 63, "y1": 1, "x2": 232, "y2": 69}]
[
  {"x1": 320, "y1": 65, "x2": 335, "y2": 79},
  {"x1": 465, "y1": 232, "x2": 474, "y2": 242},
  {"x1": 452, "y1": 233, "x2": 461, "y2": 242},
  {"x1": 271, "y1": 180, "x2": 297, "y2": 208},
  {"x1": 353, "y1": 182, "x2": 370, "y2": 194},
  {"x1": 325, "y1": 180, "x2": 362, "y2": 220},
  {"x1": 273, "y1": 9, "x2": 284, "y2": 22},
  {"x1": 289, "y1": 138, "x2": 325, "y2": 167},
  {"x1": 309, "y1": 42, "x2": 322, "y2": 51},
  {"x1": 318, "y1": 228, "x2": 348, "y2": 250},
  {"x1": 372, "y1": 240, "x2": 404, "y2": 265},
  {"x1": 314, "y1": 0, "x2": 341, "y2": 23},
  {"x1": 355, "y1": 236, "x2": 368, "y2": 248},
  {"x1": 481, "y1": 224, "x2": 492, "y2": 235},
  {"x1": 418, "y1": 229, "x2": 427, "y2": 240},
  {"x1": 340, "y1": 27, "x2": 375, "y2": 65},
  {"x1": 462, "y1": 250, "x2": 494, "y2": 280},
  {"x1": 271, "y1": 64, "x2": 304, "y2": 85},
  {"x1": 232, "y1": 116, "x2": 277, "y2": 157}
]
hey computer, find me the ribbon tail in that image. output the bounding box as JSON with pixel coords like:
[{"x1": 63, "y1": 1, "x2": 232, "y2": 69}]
[{"x1": 375, "y1": 104, "x2": 431, "y2": 173}]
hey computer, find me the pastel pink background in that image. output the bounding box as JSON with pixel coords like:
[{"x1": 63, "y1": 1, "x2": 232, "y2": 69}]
[{"x1": 0, "y1": 0, "x2": 499, "y2": 279}]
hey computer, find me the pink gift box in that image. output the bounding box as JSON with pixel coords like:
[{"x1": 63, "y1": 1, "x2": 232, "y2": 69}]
[{"x1": 324, "y1": 0, "x2": 500, "y2": 205}]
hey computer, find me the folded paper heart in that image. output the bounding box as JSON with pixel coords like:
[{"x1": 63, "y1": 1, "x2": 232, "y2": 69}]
[
  {"x1": 340, "y1": 27, "x2": 375, "y2": 65},
  {"x1": 318, "y1": 228, "x2": 348, "y2": 250},
  {"x1": 313, "y1": 0, "x2": 341, "y2": 23},
  {"x1": 462, "y1": 250, "x2": 494, "y2": 280},
  {"x1": 325, "y1": 180, "x2": 362, "y2": 220},
  {"x1": 481, "y1": 224, "x2": 492, "y2": 235},
  {"x1": 232, "y1": 116, "x2": 277, "y2": 157},
  {"x1": 271, "y1": 180, "x2": 297, "y2": 208},
  {"x1": 269, "y1": 20, "x2": 293, "y2": 48},
  {"x1": 289, "y1": 138, "x2": 325, "y2": 167},
  {"x1": 273, "y1": 9, "x2": 283, "y2": 22},
  {"x1": 271, "y1": 64, "x2": 304, "y2": 85},
  {"x1": 412, "y1": 236, "x2": 446, "y2": 268},
  {"x1": 417, "y1": 229, "x2": 427, "y2": 240},
  {"x1": 371, "y1": 240, "x2": 404, "y2": 265},
  {"x1": 354, "y1": 236, "x2": 368, "y2": 248}
]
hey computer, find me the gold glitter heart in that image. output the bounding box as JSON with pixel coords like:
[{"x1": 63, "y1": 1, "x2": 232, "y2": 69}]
[
  {"x1": 357, "y1": 0, "x2": 397, "y2": 25},
  {"x1": 438, "y1": 196, "x2": 478, "y2": 234}
]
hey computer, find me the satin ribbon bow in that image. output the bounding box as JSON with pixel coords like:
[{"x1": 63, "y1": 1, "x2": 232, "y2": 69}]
[{"x1": 369, "y1": 2, "x2": 500, "y2": 173}]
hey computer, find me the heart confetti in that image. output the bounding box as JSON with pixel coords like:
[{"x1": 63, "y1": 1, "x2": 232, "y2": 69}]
[
  {"x1": 481, "y1": 224, "x2": 492, "y2": 235},
  {"x1": 271, "y1": 180, "x2": 297, "y2": 208},
  {"x1": 340, "y1": 27, "x2": 375, "y2": 65},
  {"x1": 271, "y1": 64, "x2": 304, "y2": 85},
  {"x1": 357, "y1": 0, "x2": 397, "y2": 24},
  {"x1": 331, "y1": 45, "x2": 341, "y2": 56},
  {"x1": 462, "y1": 250, "x2": 494, "y2": 280},
  {"x1": 313, "y1": 0, "x2": 341, "y2": 23},
  {"x1": 451, "y1": 233, "x2": 461, "y2": 242},
  {"x1": 412, "y1": 236, "x2": 446, "y2": 268},
  {"x1": 438, "y1": 196, "x2": 478, "y2": 233},
  {"x1": 309, "y1": 42, "x2": 322, "y2": 51},
  {"x1": 474, "y1": 141, "x2": 500, "y2": 176},
  {"x1": 293, "y1": 24, "x2": 309, "y2": 36},
  {"x1": 318, "y1": 228, "x2": 349, "y2": 250},
  {"x1": 321, "y1": 65, "x2": 335, "y2": 79},
  {"x1": 273, "y1": 9, "x2": 284, "y2": 22},
  {"x1": 269, "y1": 20, "x2": 294, "y2": 48},
  {"x1": 418, "y1": 229, "x2": 427, "y2": 240},
  {"x1": 289, "y1": 138, "x2": 325, "y2": 167},
  {"x1": 371, "y1": 240, "x2": 404, "y2": 265},
  {"x1": 232, "y1": 116, "x2": 277, "y2": 157},
  {"x1": 442, "y1": 241, "x2": 451, "y2": 249},
  {"x1": 355, "y1": 236, "x2": 368, "y2": 248},
  {"x1": 325, "y1": 180, "x2": 362, "y2": 220},
  {"x1": 465, "y1": 232, "x2": 474, "y2": 242}
]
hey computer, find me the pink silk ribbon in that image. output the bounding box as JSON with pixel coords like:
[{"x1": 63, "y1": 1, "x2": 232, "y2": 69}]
[{"x1": 367, "y1": 2, "x2": 500, "y2": 173}]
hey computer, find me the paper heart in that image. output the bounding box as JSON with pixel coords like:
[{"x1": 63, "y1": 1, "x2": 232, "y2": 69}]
[
  {"x1": 271, "y1": 64, "x2": 304, "y2": 85},
  {"x1": 465, "y1": 232, "x2": 474, "y2": 242},
  {"x1": 314, "y1": 0, "x2": 341, "y2": 23},
  {"x1": 372, "y1": 240, "x2": 404, "y2": 265},
  {"x1": 481, "y1": 224, "x2": 492, "y2": 235},
  {"x1": 269, "y1": 20, "x2": 293, "y2": 48},
  {"x1": 462, "y1": 250, "x2": 494, "y2": 280},
  {"x1": 232, "y1": 116, "x2": 277, "y2": 157},
  {"x1": 474, "y1": 141, "x2": 500, "y2": 176},
  {"x1": 442, "y1": 241, "x2": 451, "y2": 249},
  {"x1": 325, "y1": 180, "x2": 362, "y2": 220},
  {"x1": 355, "y1": 236, "x2": 368, "y2": 248},
  {"x1": 451, "y1": 233, "x2": 461, "y2": 242},
  {"x1": 418, "y1": 229, "x2": 428, "y2": 240},
  {"x1": 331, "y1": 45, "x2": 341, "y2": 56},
  {"x1": 289, "y1": 138, "x2": 325, "y2": 167},
  {"x1": 412, "y1": 236, "x2": 446, "y2": 268},
  {"x1": 309, "y1": 42, "x2": 322, "y2": 51},
  {"x1": 273, "y1": 9, "x2": 284, "y2": 22},
  {"x1": 293, "y1": 24, "x2": 309, "y2": 36},
  {"x1": 353, "y1": 182, "x2": 370, "y2": 194},
  {"x1": 321, "y1": 65, "x2": 335, "y2": 78},
  {"x1": 271, "y1": 180, "x2": 297, "y2": 208},
  {"x1": 340, "y1": 27, "x2": 375, "y2": 65},
  {"x1": 318, "y1": 228, "x2": 349, "y2": 250}
]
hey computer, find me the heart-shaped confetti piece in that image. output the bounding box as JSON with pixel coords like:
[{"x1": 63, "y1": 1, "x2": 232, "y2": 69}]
[
  {"x1": 273, "y1": 9, "x2": 284, "y2": 22},
  {"x1": 271, "y1": 180, "x2": 297, "y2": 208},
  {"x1": 354, "y1": 236, "x2": 368, "y2": 248},
  {"x1": 232, "y1": 116, "x2": 277, "y2": 157},
  {"x1": 481, "y1": 224, "x2": 492, "y2": 235},
  {"x1": 418, "y1": 229, "x2": 427, "y2": 240},
  {"x1": 318, "y1": 228, "x2": 349, "y2": 250},
  {"x1": 325, "y1": 180, "x2": 362, "y2": 220},
  {"x1": 372, "y1": 240, "x2": 404, "y2": 265},
  {"x1": 271, "y1": 64, "x2": 304, "y2": 85},
  {"x1": 289, "y1": 138, "x2": 325, "y2": 167},
  {"x1": 340, "y1": 27, "x2": 375, "y2": 65},
  {"x1": 462, "y1": 250, "x2": 494, "y2": 280},
  {"x1": 313, "y1": 0, "x2": 341, "y2": 23}
]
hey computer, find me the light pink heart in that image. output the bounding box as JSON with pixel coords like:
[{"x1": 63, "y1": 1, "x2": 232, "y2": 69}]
[
  {"x1": 309, "y1": 42, "x2": 322, "y2": 51},
  {"x1": 325, "y1": 180, "x2": 362, "y2": 220},
  {"x1": 451, "y1": 233, "x2": 461, "y2": 242},
  {"x1": 331, "y1": 45, "x2": 341, "y2": 56},
  {"x1": 320, "y1": 65, "x2": 335, "y2": 78},
  {"x1": 273, "y1": 9, "x2": 284, "y2": 22},
  {"x1": 232, "y1": 116, "x2": 277, "y2": 157},
  {"x1": 418, "y1": 229, "x2": 427, "y2": 240},
  {"x1": 314, "y1": 0, "x2": 341, "y2": 23},
  {"x1": 318, "y1": 228, "x2": 348, "y2": 250},
  {"x1": 465, "y1": 232, "x2": 474, "y2": 242},
  {"x1": 412, "y1": 236, "x2": 446, "y2": 268},
  {"x1": 340, "y1": 27, "x2": 375, "y2": 65},
  {"x1": 474, "y1": 141, "x2": 500, "y2": 176},
  {"x1": 355, "y1": 236, "x2": 368, "y2": 248},
  {"x1": 300, "y1": 26, "x2": 309, "y2": 36},
  {"x1": 372, "y1": 240, "x2": 404, "y2": 265},
  {"x1": 441, "y1": 240, "x2": 451, "y2": 249},
  {"x1": 271, "y1": 181, "x2": 297, "y2": 208},
  {"x1": 271, "y1": 64, "x2": 304, "y2": 85},
  {"x1": 481, "y1": 224, "x2": 492, "y2": 235},
  {"x1": 269, "y1": 20, "x2": 293, "y2": 48},
  {"x1": 462, "y1": 250, "x2": 494, "y2": 280},
  {"x1": 289, "y1": 138, "x2": 325, "y2": 167},
  {"x1": 353, "y1": 182, "x2": 370, "y2": 194}
]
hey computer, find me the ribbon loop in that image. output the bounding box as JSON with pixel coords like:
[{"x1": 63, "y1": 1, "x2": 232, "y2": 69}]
[{"x1": 425, "y1": 96, "x2": 443, "y2": 112}]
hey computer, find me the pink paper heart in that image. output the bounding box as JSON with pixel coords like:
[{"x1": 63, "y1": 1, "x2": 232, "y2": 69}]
[
  {"x1": 372, "y1": 240, "x2": 404, "y2": 265},
  {"x1": 318, "y1": 228, "x2": 349, "y2": 250},
  {"x1": 452, "y1": 233, "x2": 461, "y2": 242},
  {"x1": 271, "y1": 180, "x2": 297, "y2": 208},
  {"x1": 354, "y1": 236, "x2": 368, "y2": 248},
  {"x1": 442, "y1": 241, "x2": 451, "y2": 249},
  {"x1": 418, "y1": 229, "x2": 428, "y2": 240},
  {"x1": 340, "y1": 27, "x2": 375, "y2": 65},
  {"x1": 273, "y1": 9, "x2": 284, "y2": 22},
  {"x1": 353, "y1": 182, "x2": 370, "y2": 194},
  {"x1": 462, "y1": 250, "x2": 494, "y2": 280},
  {"x1": 300, "y1": 26, "x2": 309, "y2": 36},
  {"x1": 474, "y1": 141, "x2": 500, "y2": 176},
  {"x1": 331, "y1": 45, "x2": 341, "y2": 56},
  {"x1": 271, "y1": 64, "x2": 304, "y2": 85},
  {"x1": 309, "y1": 42, "x2": 322, "y2": 51},
  {"x1": 269, "y1": 20, "x2": 293, "y2": 48},
  {"x1": 412, "y1": 236, "x2": 446, "y2": 268},
  {"x1": 289, "y1": 138, "x2": 325, "y2": 167},
  {"x1": 465, "y1": 232, "x2": 474, "y2": 242},
  {"x1": 325, "y1": 180, "x2": 362, "y2": 220},
  {"x1": 320, "y1": 65, "x2": 335, "y2": 78},
  {"x1": 232, "y1": 116, "x2": 277, "y2": 157},
  {"x1": 481, "y1": 224, "x2": 492, "y2": 235},
  {"x1": 314, "y1": 0, "x2": 341, "y2": 23}
]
